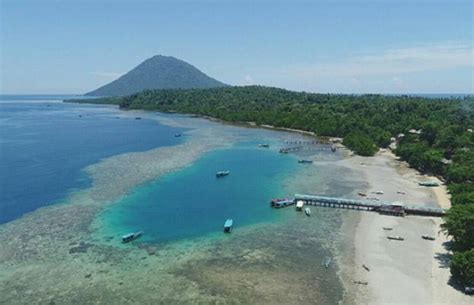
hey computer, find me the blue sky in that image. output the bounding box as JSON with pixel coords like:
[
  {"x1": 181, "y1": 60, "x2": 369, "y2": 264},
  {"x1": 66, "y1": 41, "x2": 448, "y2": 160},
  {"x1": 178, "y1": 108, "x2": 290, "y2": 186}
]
[{"x1": 1, "y1": 0, "x2": 472, "y2": 94}]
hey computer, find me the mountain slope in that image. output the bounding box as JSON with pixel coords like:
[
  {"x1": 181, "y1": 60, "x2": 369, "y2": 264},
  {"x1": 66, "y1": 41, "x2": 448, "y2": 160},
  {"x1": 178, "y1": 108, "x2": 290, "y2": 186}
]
[{"x1": 86, "y1": 55, "x2": 228, "y2": 96}]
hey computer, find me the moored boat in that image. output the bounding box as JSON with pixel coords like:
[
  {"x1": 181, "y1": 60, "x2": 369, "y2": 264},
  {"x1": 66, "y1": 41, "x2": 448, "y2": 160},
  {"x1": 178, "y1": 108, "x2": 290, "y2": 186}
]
[
  {"x1": 323, "y1": 256, "x2": 332, "y2": 268},
  {"x1": 174, "y1": 133, "x2": 182, "y2": 137},
  {"x1": 296, "y1": 200, "x2": 304, "y2": 211},
  {"x1": 224, "y1": 219, "x2": 233, "y2": 233},
  {"x1": 298, "y1": 159, "x2": 313, "y2": 164},
  {"x1": 304, "y1": 207, "x2": 311, "y2": 216},
  {"x1": 258, "y1": 144, "x2": 270, "y2": 148},
  {"x1": 121, "y1": 231, "x2": 143, "y2": 243},
  {"x1": 216, "y1": 170, "x2": 230, "y2": 177},
  {"x1": 421, "y1": 235, "x2": 435, "y2": 240}
]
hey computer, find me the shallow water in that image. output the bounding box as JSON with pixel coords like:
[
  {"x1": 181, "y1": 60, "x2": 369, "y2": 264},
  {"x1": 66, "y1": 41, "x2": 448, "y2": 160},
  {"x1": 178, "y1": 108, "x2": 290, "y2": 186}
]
[{"x1": 96, "y1": 140, "x2": 299, "y2": 244}]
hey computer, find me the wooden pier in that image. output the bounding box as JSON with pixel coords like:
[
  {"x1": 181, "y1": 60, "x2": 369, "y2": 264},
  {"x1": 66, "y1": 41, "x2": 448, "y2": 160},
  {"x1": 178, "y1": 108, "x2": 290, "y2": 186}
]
[{"x1": 270, "y1": 194, "x2": 446, "y2": 217}]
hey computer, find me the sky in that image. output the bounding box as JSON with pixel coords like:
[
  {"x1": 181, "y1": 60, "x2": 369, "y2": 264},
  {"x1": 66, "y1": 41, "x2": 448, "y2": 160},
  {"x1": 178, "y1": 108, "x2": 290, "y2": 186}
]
[{"x1": 0, "y1": 0, "x2": 473, "y2": 94}]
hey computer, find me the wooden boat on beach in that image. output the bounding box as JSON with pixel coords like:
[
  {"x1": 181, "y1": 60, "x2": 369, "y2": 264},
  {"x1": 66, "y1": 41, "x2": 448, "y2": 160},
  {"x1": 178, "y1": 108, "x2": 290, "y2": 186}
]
[
  {"x1": 122, "y1": 231, "x2": 143, "y2": 243},
  {"x1": 382, "y1": 227, "x2": 393, "y2": 231},
  {"x1": 418, "y1": 181, "x2": 439, "y2": 187},
  {"x1": 224, "y1": 219, "x2": 233, "y2": 233},
  {"x1": 362, "y1": 264, "x2": 371, "y2": 272},
  {"x1": 422, "y1": 235, "x2": 435, "y2": 240},
  {"x1": 387, "y1": 235, "x2": 404, "y2": 241}
]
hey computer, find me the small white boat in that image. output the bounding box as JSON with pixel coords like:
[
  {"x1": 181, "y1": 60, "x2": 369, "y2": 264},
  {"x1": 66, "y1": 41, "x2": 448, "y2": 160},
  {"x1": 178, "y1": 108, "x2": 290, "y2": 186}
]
[
  {"x1": 296, "y1": 200, "x2": 304, "y2": 211},
  {"x1": 216, "y1": 170, "x2": 230, "y2": 177},
  {"x1": 304, "y1": 207, "x2": 311, "y2": 216},
  {"x1": 121, "y1": 231, "x2": 143, "y2": 243},
  {"x1": 224, "y1": 219, "x2": 233, "y2": 233}
]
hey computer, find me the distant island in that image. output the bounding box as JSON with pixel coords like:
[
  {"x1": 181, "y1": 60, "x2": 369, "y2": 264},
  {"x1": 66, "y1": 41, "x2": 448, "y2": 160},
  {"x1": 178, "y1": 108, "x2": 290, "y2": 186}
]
[{"x1": 85, "y1": 55, "x2": 228, "y2": 96}]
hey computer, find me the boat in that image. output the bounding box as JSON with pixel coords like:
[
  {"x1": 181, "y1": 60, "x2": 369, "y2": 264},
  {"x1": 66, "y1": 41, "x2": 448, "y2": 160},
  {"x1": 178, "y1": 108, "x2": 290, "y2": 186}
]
[
  {"x1": 304, "y1": 207, "x2": 311, "y2": 216},
  {"x1": 362, "y1": 264, "x2": 371, "y2": 272},
  {"x1": 279, "y1": 148, "x2": 289, "y2": 154},
  {"x1": 216, "y1": 170, "x2": 230, "y2": 177},
  {"x1": 174, "y1": 133, "x2": 182, "y2": 137},
  {"x1": 372, "y1": 190, "x2": 384, "y2": 195},
  {"x1": 298, "y1": 159, "x2": 313, "y2": 164},
  {"x1": 270, "y1": 198, "x2": 294, "y2": 208},
  {"x1": 323, "y1": 256, "x2": 332, "y2": 268},
  {"x1": 418, "y1": 181, "x2": 439, "y2": 187},
  {"x1": 382, "y1": 227, "x2": 393, "y2": 231},
  {"x1": 422, "y1": 235, "x2": 435, "y2": 241},
  {"x1": 354, "y1": 280, "x2": 368, "y2": 285},
  {"x1": 358, "y1": 192, "x2": 367, "y2": 197},
  {"x1": 224, "y1": 219, "x2": 233, "y2": 233},
  {"x1": 121, "y1": 231, "x2": 143, "y2": 243},
  {"x1": 135, "y1": 117, "x2": 142, "y2": 120},
  {"x1": 296, "y1": 200, "x2": 304, "y2": 211},
  {"x1": 387, "y1": 235, "x2": 404, "y2": 241},
  {"x1": 258, "y1": 144, "x2": 270, "y2": 148}
]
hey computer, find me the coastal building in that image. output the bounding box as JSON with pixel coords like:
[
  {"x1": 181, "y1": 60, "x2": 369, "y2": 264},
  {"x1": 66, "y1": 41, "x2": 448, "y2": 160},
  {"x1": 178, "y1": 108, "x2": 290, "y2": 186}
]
[{"x1": 378, "y1": 201, "x2": 406, "y2": 217}]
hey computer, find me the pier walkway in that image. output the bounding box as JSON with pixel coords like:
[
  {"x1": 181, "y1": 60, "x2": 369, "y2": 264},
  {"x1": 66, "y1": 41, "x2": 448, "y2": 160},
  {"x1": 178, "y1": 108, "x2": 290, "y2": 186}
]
[{"x1": 271, "y1": 194, "x2": 446, "y2": 217}]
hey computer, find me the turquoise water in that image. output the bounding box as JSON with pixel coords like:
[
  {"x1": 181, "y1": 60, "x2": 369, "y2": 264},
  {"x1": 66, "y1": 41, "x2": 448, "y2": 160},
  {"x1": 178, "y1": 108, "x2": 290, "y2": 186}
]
[{"x1": 98, "y1": 140, "x2": 299, "y2": 243}]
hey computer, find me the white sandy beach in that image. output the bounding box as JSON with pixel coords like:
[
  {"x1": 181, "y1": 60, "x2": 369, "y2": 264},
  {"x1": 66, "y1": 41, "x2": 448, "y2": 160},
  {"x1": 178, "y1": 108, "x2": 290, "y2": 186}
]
[{"x1": 336, "y1": 150, "x2": 471, "y2": 305}]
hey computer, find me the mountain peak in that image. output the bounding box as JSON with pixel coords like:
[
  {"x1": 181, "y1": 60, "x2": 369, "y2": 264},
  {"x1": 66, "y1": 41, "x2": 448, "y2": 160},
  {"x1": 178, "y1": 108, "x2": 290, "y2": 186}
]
[{"x1": 86, "y1": 55, "x2": 228, "y2": 96}]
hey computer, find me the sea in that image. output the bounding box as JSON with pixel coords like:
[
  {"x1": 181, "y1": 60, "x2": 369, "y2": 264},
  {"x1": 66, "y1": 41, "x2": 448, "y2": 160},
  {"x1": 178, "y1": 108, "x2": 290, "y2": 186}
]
[{"x1": 0, "y1": 94, "x2": 357, "y2": 304}]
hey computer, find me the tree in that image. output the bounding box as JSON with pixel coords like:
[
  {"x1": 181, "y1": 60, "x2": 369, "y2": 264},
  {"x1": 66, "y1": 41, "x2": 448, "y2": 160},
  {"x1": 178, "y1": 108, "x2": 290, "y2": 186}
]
[{"x1": 450, "y1": 249, "x2": 474, "y2": 287}]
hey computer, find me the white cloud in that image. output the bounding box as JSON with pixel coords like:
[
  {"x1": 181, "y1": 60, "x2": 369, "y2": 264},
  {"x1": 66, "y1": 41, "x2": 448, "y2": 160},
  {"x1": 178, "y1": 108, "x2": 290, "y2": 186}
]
[
  {"x1": 89, "y1": 71, "x2": 124, "y2": 79},
  {"x1": 290, "y1": 42, "x2": 473, "y2": 78}
]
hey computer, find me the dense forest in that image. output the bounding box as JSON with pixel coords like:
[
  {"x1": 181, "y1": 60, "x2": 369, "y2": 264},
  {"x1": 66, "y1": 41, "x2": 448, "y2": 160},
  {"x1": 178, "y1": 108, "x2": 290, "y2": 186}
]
[{"x1": 69, "y1": 85, "x2": 474, "y2": 287}]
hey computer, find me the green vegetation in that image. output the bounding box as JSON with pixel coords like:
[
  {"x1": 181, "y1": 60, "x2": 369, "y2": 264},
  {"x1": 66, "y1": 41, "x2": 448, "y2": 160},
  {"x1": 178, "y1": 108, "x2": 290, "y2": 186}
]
[
  {"x1": 450, "y1": 249, "x2": 474, "y2": 287},
  {"x1": 86, "y1": 55, "x2": 228, "y2": 97},
  {"x1": 69, "y1": 85, "x2": 474, "y2": 288}
]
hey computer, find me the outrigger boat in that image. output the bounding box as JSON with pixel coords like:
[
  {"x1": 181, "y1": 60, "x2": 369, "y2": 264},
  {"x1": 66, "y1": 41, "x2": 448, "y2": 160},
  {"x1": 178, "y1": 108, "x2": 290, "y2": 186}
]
[
  {"x1": 298, "y1": 159, "x2": 313, "y2": 164},
  {"x1": 121, "y1": 231, "x2": 143, "y2": 243},
  {"x1": 387, "y1": 235, "x2": 404, "y2": 241},
  {"x1": 304, "y1": 207, "x2": 311, "y2": 216},
  {"x1": 216, "y1": 170, "x2": 230, "y2": 177},
  {"x1": 422, "y1": 235, "x2": 435, "y2": 240},
  {"x1": 224, "y1": 219, "x2": 233, "y2": 233}
]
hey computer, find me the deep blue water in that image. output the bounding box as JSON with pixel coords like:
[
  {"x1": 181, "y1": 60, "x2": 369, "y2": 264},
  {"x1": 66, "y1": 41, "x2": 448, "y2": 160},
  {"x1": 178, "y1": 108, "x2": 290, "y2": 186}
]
[
  {"x1": 99, "y1": 141, "x2": 298, "y2": 243},
  {"x1": 0, "y1": 96, "x2": 185, "y2": 224}
]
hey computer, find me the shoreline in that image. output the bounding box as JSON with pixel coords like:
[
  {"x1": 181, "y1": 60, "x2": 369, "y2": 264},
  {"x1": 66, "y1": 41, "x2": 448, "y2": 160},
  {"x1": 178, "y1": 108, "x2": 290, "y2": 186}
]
[{"x1": 334, "y1": 150, "x2": 471, "y2": 305}]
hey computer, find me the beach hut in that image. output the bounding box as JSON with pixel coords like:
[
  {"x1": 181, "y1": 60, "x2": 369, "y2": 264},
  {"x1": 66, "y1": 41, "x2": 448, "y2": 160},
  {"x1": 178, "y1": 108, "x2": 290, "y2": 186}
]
[{"x1": 296, "y1": 200, "x2": 304, "y2": 211}]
